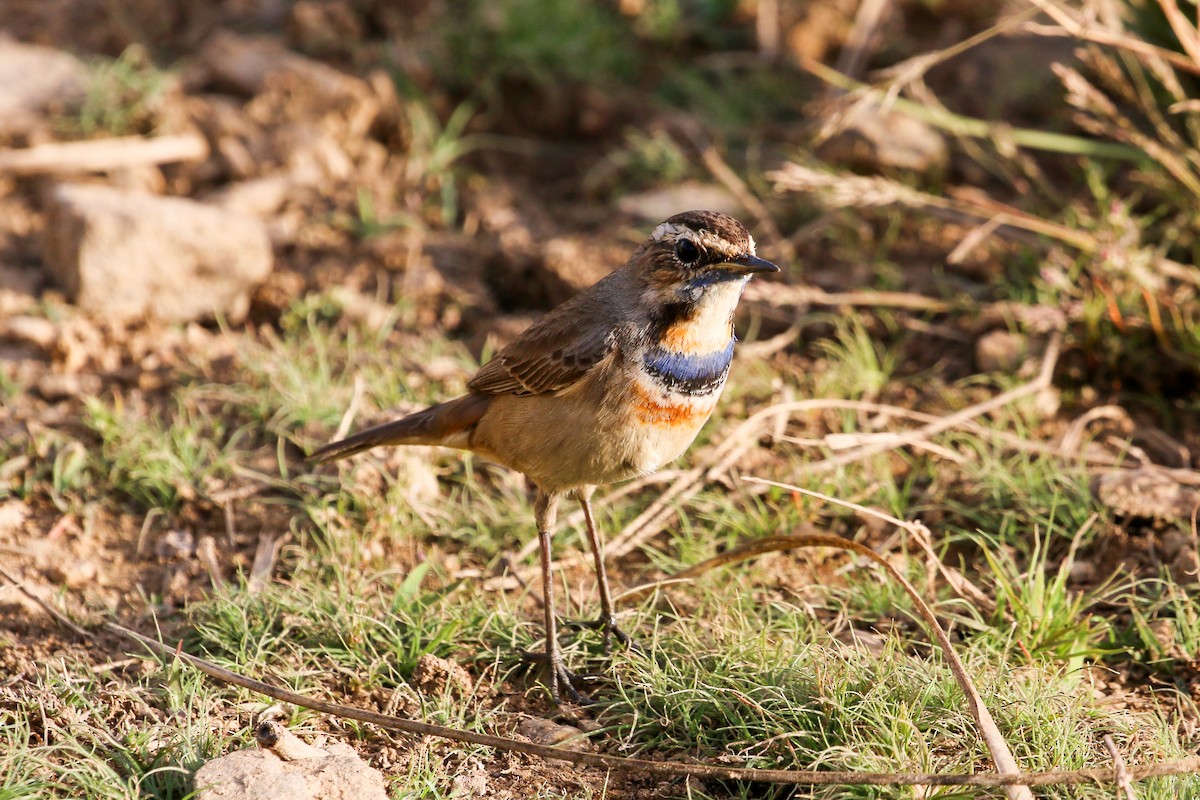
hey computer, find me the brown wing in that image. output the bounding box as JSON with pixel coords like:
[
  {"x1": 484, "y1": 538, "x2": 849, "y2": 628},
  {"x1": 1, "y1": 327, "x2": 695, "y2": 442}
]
[{"x1": 468, "y1": 279, "x2": 625, "y2": 397}]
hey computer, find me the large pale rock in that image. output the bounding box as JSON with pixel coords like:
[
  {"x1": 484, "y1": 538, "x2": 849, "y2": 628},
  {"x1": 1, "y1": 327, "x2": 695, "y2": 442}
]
[
  {"x1": 0, "y1": 38, "x2": 86, "y2": 135},
  {"x1": 43, "y1": 184, "x2": 273, "y2": 322},
  {"x1": 194, "y1": 742, "x2": 386, "y2": 800}
]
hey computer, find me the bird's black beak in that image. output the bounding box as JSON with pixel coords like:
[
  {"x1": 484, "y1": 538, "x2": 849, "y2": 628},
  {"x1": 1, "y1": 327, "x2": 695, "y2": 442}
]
[{"x1": 726, "y1": 254, "x2": 780, "y2": 274}]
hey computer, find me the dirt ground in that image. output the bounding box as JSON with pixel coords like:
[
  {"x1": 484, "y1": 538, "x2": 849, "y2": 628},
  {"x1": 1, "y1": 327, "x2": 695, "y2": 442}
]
[{"x1": 3, "y1": 1, "x2": 1200, "y2": 797}]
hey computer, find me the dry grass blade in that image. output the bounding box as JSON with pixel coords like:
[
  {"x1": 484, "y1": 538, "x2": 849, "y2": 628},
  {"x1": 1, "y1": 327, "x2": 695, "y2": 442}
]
[
  {"x1": 1023, "y1": 0, "x2": 1200, "y2": 76},
  {"x1": 770, "y1": 163, "x2": 1097, "y2": 249},
  {"x1": 1104, "y1": 733, "x2": 1139, "y2": 800},
  {"x1": 773, "y1": 161, "x2": 1200, "y2": 288},
  {"x1": 542, "y1": 338, "x2": 1060, "y2": 590},
  {"x1": 620, "y1": 512, "x2": 1033, "y2": 800}
]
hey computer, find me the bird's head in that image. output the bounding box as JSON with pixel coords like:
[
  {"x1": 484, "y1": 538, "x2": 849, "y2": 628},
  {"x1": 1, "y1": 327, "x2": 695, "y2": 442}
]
[{"x1": 634, "y1": 210, "x2": 779, "y2": 304}]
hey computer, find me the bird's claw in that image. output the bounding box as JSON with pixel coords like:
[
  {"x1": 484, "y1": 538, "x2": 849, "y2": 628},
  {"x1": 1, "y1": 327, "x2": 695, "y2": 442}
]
[{"x1": 520, "y1": 649, "x2": 600, "y2": 705}]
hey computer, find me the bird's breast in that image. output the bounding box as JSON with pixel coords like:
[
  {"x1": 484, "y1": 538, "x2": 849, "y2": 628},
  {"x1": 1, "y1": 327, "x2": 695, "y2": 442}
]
[
  {"x1": 641, "y1": 339, "x2": 734, "y2": 397},
  {"x1": 628, "y1": 336, "x2": 733, "y2": 428}
]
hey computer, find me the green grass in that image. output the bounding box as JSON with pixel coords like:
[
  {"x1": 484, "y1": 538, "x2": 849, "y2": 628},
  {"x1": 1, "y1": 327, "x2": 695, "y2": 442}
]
[
  {"x1": 5, "y1": 4, "x2": 1200, "y2": 797},
  {"x1": 0, "y1": 648, "x2": 227, "y2": 799},
  {"x1": 6, "y1": 292, "x2": 1200, "y2": 798},
  {"x1": 71, "y1": 45, "x2": 172, "y2": 137}
]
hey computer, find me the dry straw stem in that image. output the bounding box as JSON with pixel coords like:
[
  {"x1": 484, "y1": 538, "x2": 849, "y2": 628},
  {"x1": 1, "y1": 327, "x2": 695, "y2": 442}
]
[
  {"x1": 770, "y1": 162, "x2": 1095, "y2": 249},
  {"x1": 798, "y1": 54, "x2": 1141, "y2": 161},
  {"x1": 0, "y1": 134, "x2": 208, "y2": 174},
  {"x1": 524, "y1": 331, "x2": 1063, "y2": 581},
  {"x1": 1023, "y1": 0, "x2": 1200, "y2": 77},
  {"x1": 1103, "y1": 733, "x2": 1138, "y2": 800},
  {"x1": 63, "y1": 597, "x2": 1197, "y2": 787},
  {"x1": 623, "y1": 483, "x2": 1037, "y2": 797}
]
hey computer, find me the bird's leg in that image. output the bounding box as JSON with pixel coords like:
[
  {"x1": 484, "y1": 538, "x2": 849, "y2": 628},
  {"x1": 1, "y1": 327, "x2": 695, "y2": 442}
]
[
  {"x1": 526, "y1": 490, "x2": 593, "y2": 705},
  {"x1": 571, "y1": 488, "x2": 638, "y2": 654}
]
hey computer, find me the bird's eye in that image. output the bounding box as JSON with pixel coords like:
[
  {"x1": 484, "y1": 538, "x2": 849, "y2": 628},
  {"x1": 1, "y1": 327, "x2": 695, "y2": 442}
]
[{"x1": 674, "y1": 238, "x2": 701, "y2": 264}]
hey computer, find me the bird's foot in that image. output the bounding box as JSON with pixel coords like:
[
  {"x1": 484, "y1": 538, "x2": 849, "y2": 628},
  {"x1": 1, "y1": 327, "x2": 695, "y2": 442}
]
[
  {"x1": 564, "y1": 614, "x2": 642, "y2": 655},
  {"x1": 520, "y1": 649, "x2": 599, "y2": 706}
]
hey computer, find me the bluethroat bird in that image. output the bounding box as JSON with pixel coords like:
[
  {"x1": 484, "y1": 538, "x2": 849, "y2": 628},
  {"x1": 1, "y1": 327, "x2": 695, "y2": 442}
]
[{"x1": 310, "y1": 210, "x2": 779, "y2": 703}]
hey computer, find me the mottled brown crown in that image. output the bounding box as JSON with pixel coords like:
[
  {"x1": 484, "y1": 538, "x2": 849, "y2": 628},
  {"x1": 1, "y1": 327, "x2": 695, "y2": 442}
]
[{"x1": 648, "y1": 210, "x2": 756, "y2": 261}]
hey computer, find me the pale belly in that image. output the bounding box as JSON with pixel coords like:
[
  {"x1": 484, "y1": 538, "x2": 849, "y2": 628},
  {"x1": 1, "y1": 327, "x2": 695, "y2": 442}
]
[{"x1": 468, "y1": 365, "x2": 722, "y2": 493}]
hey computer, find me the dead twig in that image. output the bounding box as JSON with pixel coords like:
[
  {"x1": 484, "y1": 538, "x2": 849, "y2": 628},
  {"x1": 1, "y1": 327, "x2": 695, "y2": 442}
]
[
  {"x1": 742, "y1": 281, "x2": 956, "y2": 313},
  {"x1": 0, "y1": 134, "x2": 208, "y2": 174},
  {"x1": 620, "y1": 506, "x2": 1035, "y2": 799},
  {"x1": 1103, "y1": 733, "x2": 1138, "y2": 800},
  {"x1": 798, "y1": 330, "x2": 1060, "y2": 477},
  {"x1": 835, "y1": 0, "x2": 890, "y2": 81},
  {"x1": 102, "y1": 621, "x2": 1200, "y2": 788},
  {"x1": 332, "y1": 374, "x2": 366, "y2": 443}
]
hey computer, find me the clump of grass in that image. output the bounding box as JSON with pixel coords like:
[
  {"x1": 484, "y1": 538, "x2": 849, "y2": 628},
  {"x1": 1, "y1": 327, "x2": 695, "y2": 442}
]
[
  {"x1": 595, "y1": 586, "x2": 1197, "y2": 799},
  {"x1": 1119, "y1": 577, "x2": 1200, "y2": 669},
  {"x1": 971, "y1": 523, "x2": 1121, "y2": 672},
  {"x1": 401, "y1": 99, "x2": 485, "y2": 226},
  {"x1": 585, "y1": 127, "x2": 693, "y2": 197},
  {"x1": 0, "y1": 650, "x2": 228, "y2": 799},
  {"x1": 187, "y1": 560, "x2": 463, "y2": 687},
  {"x1": 814, "y1": 315, "x2": 902, "y2": 402},
  {"x1": 83, "y1": 393, "x2": 243, "y2": 513},
  {"x1": 73, "y1": 45, "x2": 171, "y2": 137},
  {"x1": 434, "y1": 0, "x2": 637, "y2": 98}
]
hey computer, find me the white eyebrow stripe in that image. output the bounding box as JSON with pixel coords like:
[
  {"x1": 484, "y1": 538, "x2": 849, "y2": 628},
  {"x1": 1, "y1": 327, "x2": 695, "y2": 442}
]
[
  {"x1": 649, "y1": 224, "x2": 745, "y2": 258},
  {"x1": 650, "y1": 222, "x2": 687, "y2": 241}
]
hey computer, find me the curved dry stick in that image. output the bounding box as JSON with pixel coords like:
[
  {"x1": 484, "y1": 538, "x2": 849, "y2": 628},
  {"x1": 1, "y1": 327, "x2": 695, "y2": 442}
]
[
  {"x1": 102, "y1": 622, "x2": 1200, "y2": 788},
  {"x1": 620, "y1": 529, "x2": 1033, "y2": 799}
]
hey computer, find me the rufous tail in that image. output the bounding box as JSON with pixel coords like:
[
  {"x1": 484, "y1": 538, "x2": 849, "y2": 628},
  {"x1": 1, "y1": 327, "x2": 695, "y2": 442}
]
[{"x1": 308, "y1": 393, "x2": 490, "y2": 463}]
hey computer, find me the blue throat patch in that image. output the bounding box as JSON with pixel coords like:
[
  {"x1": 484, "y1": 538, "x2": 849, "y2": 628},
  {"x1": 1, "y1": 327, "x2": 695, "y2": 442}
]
[{"x1": 643, "y1": 339, "x2": 735, "y2": 396}]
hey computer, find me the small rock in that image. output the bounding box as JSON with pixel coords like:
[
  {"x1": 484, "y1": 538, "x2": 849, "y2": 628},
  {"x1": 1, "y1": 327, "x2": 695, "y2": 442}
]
[
  {"x1": 410, "y1": 653, "x2": 473, "y2": 699},
  {"x1": 0, "y1": 38, "x2": 86, "y2": 135},
  {"x1": 0, "y1": 501, "x2": 29, "y2": 536},
  {"x1": 43, "y1": 184, "x2": 273, "y2": 323},
  {"x1": 448, "y1": 758, "x2": 489, "y2": 796},
  {"x1": 35, "y1": 371, "x2": 101, "y2": 401},
  {"x1": 195, "y1": 741, "x2": 386, "y2": 800},
  {"x1": 156, "y1": 529, "x2": 195, "y2": 560},
  {"x1": 1091, "y1": 468, "x2": 1200, "y2": 520},
  {"x1": 975, "y1": 330, "x2": 1028, "y2": 374},
  {"x1": 516, "y1": 717, "x2": 594, "y2": 752},
  {"x1": 0, "y1": 315, "x2": 57, "y2": 348},
  {"x1": 192, "y1": 30, "x2": 372, "y2": 109},
  {"x1": 46, "y1": 557, "x2": 97, "y2": 589},
  {"x1": 1068, "y1": 559, "x2": 1095, "y2": 584}
]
